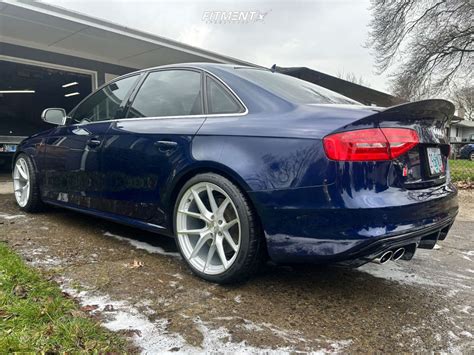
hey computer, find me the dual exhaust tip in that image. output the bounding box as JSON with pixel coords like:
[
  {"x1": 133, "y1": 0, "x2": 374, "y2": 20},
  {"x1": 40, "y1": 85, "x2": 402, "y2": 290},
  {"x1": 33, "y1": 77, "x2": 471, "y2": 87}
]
[{"x1": 373, "y1": 247, "x2": 405, "y2": 264}]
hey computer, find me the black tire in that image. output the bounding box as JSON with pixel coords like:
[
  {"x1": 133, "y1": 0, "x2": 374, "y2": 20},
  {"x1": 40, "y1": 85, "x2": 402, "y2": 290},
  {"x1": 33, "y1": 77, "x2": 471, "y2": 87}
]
[
  {"x1": 173, "y1": 173, "x2": 263, "y2": 284},
  {"x1": 13, "y1": 153, "x2": 44, "y2": 212},
  {"x1": 470, "y1": 152, "x2": 474, "y2": 161}
]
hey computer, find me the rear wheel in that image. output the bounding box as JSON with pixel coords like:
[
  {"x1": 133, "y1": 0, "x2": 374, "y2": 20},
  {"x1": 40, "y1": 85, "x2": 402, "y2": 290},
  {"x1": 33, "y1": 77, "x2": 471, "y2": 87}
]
[
  {"x1": 470, "y1": 152, "x2": 474, "y2": 161},
  {"x1": 13, "y1": 154, "x2": 44, "y2": 212},
  {"x1": 174, "y1": 173, "x2": 262, "y2": 284}
]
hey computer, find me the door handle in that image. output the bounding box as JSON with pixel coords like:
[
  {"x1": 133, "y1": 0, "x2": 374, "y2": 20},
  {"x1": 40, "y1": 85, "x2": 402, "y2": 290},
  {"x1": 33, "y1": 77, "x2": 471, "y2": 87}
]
[
  {"x1": 87, "y1": 138, "x2": 102, "y2": 148},
  {"x1": 154, "y1": 140, "x2": 178, "y2": 152}
]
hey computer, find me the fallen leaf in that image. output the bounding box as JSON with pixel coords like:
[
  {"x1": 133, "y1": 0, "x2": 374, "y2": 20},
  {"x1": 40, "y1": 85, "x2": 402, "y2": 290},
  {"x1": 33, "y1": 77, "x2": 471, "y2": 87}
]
[
  {"x1": 13, "y1": 285, "x2": 28, "y2": 298},
  {"x1": 80, "y1": 304, "x2": 99, "y2": 312},
  {"x1": 70, "y1": 310, "x2": 87, "y2": 318},
  {"x1": 44, "y1": 324, "x2": 54, "y2": 336},
  {"x1": 126, "y1": 259, "x2": 144, "y2": 269}
]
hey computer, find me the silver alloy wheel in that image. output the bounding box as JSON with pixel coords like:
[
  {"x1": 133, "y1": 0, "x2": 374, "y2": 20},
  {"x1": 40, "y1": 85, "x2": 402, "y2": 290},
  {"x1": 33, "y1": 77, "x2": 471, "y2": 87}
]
[
  {"x1": 176, "y1": 182, "x2": 241, "y2": 275},
  {"x1": 13, "y1": 157, "x2": 30, "y2": 208}
]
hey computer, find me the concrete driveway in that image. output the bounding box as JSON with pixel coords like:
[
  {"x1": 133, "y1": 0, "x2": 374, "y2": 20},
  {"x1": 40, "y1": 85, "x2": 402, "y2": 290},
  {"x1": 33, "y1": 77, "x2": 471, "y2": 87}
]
[{"x1": 1, "y1": 171, "x2": 472, "y2": 353}]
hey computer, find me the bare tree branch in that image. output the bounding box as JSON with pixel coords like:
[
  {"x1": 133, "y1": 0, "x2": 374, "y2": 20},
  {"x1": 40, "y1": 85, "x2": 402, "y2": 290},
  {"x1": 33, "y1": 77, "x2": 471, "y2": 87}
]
[{"x1": 367, "y1": 0, "x2": 474, "y2": 100}]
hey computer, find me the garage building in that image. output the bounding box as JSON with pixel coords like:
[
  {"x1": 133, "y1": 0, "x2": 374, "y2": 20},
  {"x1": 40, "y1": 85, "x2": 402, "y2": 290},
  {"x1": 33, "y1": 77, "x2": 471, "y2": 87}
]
[{"x1": 0, "y1": 0, "x2": 253, "y2": 163}]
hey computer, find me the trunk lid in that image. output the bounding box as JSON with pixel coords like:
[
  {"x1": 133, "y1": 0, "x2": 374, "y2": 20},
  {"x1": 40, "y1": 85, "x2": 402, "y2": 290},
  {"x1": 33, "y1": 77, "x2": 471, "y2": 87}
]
[{"x1": 334, "y1": 99, "x2": 454, "y2": 189}]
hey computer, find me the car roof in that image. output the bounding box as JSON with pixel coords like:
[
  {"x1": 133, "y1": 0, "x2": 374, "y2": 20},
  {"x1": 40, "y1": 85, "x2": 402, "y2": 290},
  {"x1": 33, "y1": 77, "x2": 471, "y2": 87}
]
[{"x1": 132, "y1": 62, "x2": 267, "y2": 76}]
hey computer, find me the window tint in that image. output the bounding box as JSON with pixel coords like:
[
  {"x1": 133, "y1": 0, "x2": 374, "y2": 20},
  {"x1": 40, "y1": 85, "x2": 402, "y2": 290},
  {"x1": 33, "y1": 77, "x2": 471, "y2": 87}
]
[
  {"x1": 71, "y1": 75, "x2": 138, "y2": 123},
  {"x1": 236, "y1": 68, "x2": 360, "y2": 105},
  {"x1": 127, "y1": 70, "x2": 202, "y2": 118},
  {"x1": 206, "y1": 77, "x2": 242, "y2": 114}
]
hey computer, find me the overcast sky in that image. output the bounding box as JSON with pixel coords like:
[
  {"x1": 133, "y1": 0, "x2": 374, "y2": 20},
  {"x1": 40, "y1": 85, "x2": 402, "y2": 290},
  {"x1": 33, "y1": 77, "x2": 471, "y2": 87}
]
[{"x1": 45, "y1": 0, "x2": 390, "y2": 92}]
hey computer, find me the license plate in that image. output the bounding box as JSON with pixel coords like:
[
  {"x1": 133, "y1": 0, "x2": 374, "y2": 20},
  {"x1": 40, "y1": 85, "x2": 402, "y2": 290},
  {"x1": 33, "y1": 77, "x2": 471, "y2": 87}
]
[{"x1": 427, "y1": 147, "x2": 443, "y2": 175}]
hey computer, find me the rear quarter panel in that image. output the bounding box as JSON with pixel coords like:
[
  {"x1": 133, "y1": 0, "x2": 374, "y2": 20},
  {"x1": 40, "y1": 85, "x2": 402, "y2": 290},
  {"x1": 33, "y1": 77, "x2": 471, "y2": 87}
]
[{"x1": 191, "y1": 135, "x2": 334, "y2": 191}]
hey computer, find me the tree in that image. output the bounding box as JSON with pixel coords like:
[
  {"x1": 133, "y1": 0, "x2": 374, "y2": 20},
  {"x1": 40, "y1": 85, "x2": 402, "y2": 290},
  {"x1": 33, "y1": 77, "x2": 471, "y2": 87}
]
[
  {"x1": 452, "y1": 85, "x2": 474, "y2": 120},
  {"x1": 367, "y1": 0, "x2": 474, "y2": 100},
  {"x1": 336, "y1": 70, "x2": 370, "y2": 87}
]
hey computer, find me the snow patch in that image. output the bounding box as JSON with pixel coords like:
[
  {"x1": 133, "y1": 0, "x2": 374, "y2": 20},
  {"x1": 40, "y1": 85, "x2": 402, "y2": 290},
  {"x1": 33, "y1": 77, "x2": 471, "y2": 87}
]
[
  {"x1": 26, "y1": 248, "x2": 64, "y2": 267},
  {"x1": 460, "y1": 331, "x2": 473, "y2": 338},
  {"x1": 60, "y1": 281, "x2": 351, "y2": 353},
  {"x1": 104, "y1": 232, "x2": 181, "y2": 258},
  {"x1": 358, "y1": 262, "x2": 438, "y2": 287},
  {"x1": 0, "y1": 213, "x2": 26, "y2": 220},
  {"x1": 62, "y1": 282, "x2": 189, "y2": 352}
]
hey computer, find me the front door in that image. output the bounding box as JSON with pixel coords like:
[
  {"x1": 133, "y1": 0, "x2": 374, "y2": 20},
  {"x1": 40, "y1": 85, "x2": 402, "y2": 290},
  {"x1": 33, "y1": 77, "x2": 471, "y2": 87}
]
[
  {"x1": 99, "y1": 69, "x2": 205, "y2": 226},
  {"x1": 41, "y1": 74, "x2": 140, "y2": 208}
]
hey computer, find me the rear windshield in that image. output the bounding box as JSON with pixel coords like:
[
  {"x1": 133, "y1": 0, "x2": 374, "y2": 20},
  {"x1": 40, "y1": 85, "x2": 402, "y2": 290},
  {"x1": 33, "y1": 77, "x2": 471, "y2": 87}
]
[{"x1": 236, "y1": 68, "x2": 360, "y2": 105}]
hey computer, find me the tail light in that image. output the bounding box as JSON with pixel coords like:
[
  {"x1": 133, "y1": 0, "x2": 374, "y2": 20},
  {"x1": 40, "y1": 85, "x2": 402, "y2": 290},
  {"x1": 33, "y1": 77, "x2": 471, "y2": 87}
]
[{"x1": 323, "y1": 128, "x2": 419, "y2": 161}]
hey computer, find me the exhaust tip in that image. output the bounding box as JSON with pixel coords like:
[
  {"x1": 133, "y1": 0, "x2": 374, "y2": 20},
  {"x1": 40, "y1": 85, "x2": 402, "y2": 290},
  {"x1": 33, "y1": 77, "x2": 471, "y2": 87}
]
[
  {"x1": 391, "y1": 248, "x2": 405, "y2": 261},
  {"x1": 378, "y1": 251, "x2": 393, "y2": 264}
]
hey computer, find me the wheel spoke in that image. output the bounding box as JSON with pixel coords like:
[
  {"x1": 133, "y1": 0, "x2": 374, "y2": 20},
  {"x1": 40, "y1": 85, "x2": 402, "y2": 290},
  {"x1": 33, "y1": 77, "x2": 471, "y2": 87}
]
[
  {"x1": 190, "y1": 231, "x2": 212, "y2": 259},
  {"x1": 191, "y1": 189, "x2": 212, "y2": 220},
  {"x1": 223, "y1": 218, "x2": 239, "y2": 231},
  {"x1": 20, "y1": 160, "x2": 29, "y2": 178},
  {"x1": 223, "y1": 231, "x2": 238, "y2": 252},
  {"x1": 17, "y1": 164, "x2": 27, "y2": 180},
  {"x1": 204, "y1": 244, "x2": 216, "y2": 271},
  {"x1": 215, "y1": 235, "x2": 229, "y2": 269},
  {"x1": 178, "y1": 209, "x2": 204, "y2": 220},
  {"x1": 177, "y1": 227, "x2": 207, "y2": 235},
  {"x1": 206, "y1": 184, "x2": 218, "y2": 213},
  {"x1": 20, "y1": 189, "x2": 27, "y2": 205},
  {"x1": 216, "y1": 198, "x2": 230, "y2": 217}
]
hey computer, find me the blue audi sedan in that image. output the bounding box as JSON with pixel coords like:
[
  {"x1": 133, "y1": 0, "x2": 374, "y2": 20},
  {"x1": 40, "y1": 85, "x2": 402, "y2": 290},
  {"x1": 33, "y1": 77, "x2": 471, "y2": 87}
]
[{"x1": 13, "y1": 64, "x2": 458, "y2": 283}]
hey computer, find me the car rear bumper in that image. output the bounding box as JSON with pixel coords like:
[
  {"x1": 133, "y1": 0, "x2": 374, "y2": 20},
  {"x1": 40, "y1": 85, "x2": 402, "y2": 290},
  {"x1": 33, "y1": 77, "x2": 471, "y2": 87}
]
[
  {"x1": 249, "y1": 182, "x2": 458, "y2": 264},
  {"x1": 333, "y1": 216, "x2": 455, "y2": 267}
]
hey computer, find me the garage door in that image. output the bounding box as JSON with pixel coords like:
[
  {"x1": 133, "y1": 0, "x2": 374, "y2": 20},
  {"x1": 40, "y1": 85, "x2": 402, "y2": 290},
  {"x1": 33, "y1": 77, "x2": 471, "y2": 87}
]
[{"x1": 0, "y1": 60, "x2": 93, "y2": 150}]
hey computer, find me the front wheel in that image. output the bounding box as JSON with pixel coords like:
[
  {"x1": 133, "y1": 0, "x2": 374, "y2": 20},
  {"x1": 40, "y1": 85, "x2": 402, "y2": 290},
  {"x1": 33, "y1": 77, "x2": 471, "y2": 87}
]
[
  {"x1": 174, "y1": 173, "x2": 263, "y2": 284},
  {"x1": 13, "y1": 154, "x2": 44, "y2": 212},
  {"x1": 470, "y1": 152, "x2": 474, "y2": 161}
]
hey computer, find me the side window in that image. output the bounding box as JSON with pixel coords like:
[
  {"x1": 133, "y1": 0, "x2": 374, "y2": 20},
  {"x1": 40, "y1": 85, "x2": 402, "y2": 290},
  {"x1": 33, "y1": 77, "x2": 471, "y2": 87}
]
[
  {"x1": 127, "y1": 70, "x2": 202, "y2": 118},
  {"x1": 71, "y1": 75, "x2": 139, "y2": 123},
  {"x1": 206, "y1": 76, "x2": 243, "y2": 114}
]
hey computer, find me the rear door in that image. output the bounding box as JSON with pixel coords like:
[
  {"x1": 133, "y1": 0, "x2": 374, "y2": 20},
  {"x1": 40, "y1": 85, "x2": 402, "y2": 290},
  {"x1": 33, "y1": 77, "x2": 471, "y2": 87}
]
[
  {"x1": 99, "y1": 69, "x2": 205, "y2": 225},
  {"x1": 41, "y1": 74, "x2": 140, "y2": 207}
]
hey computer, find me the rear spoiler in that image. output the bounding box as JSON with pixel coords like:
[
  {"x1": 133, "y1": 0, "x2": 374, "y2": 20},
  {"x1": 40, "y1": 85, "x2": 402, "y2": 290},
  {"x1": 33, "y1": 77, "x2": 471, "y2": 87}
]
[{"x1": 375, "y1": 99, "x2": 455, "y2": 124}]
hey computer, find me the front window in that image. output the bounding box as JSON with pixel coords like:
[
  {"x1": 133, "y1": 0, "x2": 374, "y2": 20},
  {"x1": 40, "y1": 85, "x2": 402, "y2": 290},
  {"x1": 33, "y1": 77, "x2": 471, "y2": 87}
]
[
  {"x1": 236, "y1": 68, "x2": 360, "y2": 105},
  {"x1": 70, "y1": 75, "x2": 139, "y2": 123}
]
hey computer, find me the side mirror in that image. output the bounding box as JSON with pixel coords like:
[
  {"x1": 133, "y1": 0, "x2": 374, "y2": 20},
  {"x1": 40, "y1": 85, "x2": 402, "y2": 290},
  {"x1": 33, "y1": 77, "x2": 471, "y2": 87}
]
[{"x1": 41, "y1": 108, "x2": 67, "y2": 125}]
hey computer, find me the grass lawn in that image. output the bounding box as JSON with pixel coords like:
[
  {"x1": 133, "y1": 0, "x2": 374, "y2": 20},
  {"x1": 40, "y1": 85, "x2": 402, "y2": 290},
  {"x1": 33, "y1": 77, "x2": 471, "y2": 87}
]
[
  {"x1": 449, "y1": 159, "x2": 474, "y2": 182},
  {"x1": 0, "y1": 243, "x2": 128, "y2": 352}
]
